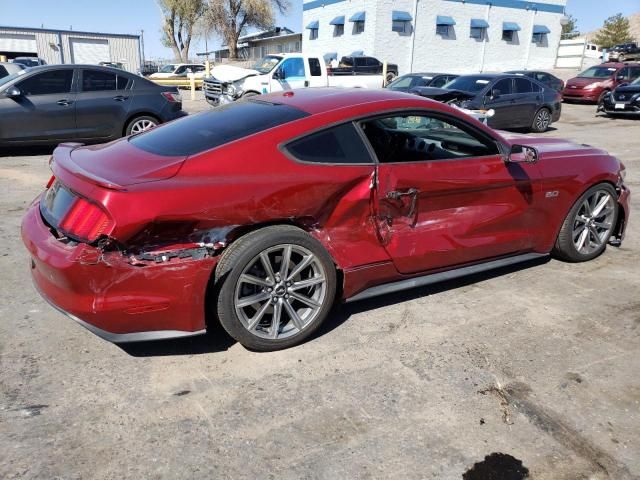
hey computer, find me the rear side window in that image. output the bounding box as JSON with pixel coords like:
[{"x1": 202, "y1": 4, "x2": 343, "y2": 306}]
[
  {"x1": 493, "y1": 78, "x2": 513, "y2": 95},
  {"x1": 285, "y1": 123, "x2": 373, "y2": 164},
  {"x1": 18, "y1": 70, "x2": 73, "y2": 95},
  {"x1": 82, "y1": 70, "x2": 128, "y2": 91},
  {"x1": 130, "y1": 100, "x2": 309, "y2": 156},
  {"x1": 514, "y1": 77, "x2": 533, "y2": 93},
  {"x1": 0, "y1": 65, "x2": 7, "y2": 77},
  {"x1": 308, "y1": 58, "x2": 322, "y2": 76}
]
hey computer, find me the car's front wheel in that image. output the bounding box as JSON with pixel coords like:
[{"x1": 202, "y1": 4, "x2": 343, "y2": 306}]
[
  {"x1": 553, "y1": 183, "x2": 618, "y2": 262},
  {"x1": 215, "y1": 226, "x2": 337, "y2": 351}
]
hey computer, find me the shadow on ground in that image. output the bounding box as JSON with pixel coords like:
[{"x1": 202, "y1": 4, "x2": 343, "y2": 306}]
[{"x1": 120, "y1": 256, "x2": 550, "y2": 357}]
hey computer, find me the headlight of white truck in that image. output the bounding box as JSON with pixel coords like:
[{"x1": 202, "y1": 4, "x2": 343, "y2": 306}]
[{"x1": 224, "y1": 84, "x2": 237, "y2": 97}]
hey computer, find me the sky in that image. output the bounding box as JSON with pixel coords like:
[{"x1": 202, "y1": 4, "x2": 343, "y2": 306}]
[{"x1": 0, "y1": 0, "x2": 637, "y2": 60}]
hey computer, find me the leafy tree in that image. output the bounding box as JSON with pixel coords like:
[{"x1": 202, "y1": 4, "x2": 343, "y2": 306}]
[
  {"x1": 561, "y1": 14, "x2": 578, "y2": 39},
  {"x1": 204, "y1": 0, "x2": 289, "y2": 59},
  {"x1": 593, "y1": 13, "x2": 633, "y2": 49},
  {"x1": 159, "y1": 0, "x2": 205, "y2": 62}
]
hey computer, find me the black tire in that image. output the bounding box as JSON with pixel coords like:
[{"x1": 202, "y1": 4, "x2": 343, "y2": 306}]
[
  {"x1": 125, "y1": 115, "x2": 159, "y2": 136},
  {"x1": 597, "y1": 90, "x2": 610, "y2": 106},
  {"x1": 214, "y1": 225, "x2": 337, "y2": 351},
  {"x1": 618, "y1": 54, "x2": 626, "y2": 62},
  {"x1": 386, "y1": 72, "x2": 397, "y2": 84},
  {"x1": 553, "y1": 183, "x2": 618, "y2": 262},
  {"x1": 530, "y1": 107, "x2": 552, "y2": 133}
]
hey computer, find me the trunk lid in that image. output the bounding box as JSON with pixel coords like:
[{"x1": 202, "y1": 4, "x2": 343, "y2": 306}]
[{"x1": 53, "y1": 140, "x2": 186, "y2": 189}]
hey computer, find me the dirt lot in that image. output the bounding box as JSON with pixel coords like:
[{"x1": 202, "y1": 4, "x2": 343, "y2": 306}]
[{"x1": 1, "y1": 100, "x2": 639, "y2": 480}]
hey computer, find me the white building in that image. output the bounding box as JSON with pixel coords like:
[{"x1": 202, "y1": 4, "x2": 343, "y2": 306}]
[{"x1": 302, "y1": 0, "x2": 567, "y2": 75}]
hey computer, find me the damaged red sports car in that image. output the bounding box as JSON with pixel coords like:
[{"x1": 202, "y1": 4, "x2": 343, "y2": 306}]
[{"x1": 22, "y1": 88, "x2": 630, "y2": 351}]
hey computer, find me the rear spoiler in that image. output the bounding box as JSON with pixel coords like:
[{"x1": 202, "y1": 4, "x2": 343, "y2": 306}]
[{"x1": 51, "y1": 143, "x2": 127, "y2": 191}]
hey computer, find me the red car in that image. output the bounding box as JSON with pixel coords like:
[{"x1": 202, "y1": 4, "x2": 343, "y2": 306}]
[
  {"x1": 562, "y1": 62, "x2": 640, "y2": 103},
  {"x1": 22, "y1": 89, "x2": 630, "y2": 351}
]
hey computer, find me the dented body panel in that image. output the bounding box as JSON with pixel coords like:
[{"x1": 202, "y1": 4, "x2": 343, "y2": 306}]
[{"x1": 21, "y1": 88, "x2": 631, "y2": 342}]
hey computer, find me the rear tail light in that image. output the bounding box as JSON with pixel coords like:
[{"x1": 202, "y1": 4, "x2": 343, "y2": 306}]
[
  {"x1": 161, "y1": 91, "x2": 182, "y2": 103},
  {"x1": 59, "y1": 197, "x2": 114, "y2": 243}
]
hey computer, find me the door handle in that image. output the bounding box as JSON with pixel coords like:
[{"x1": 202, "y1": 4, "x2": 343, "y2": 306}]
[
  {"x1": 386, "y1": 188, "x2": 417, "y2": 200},
  {"x1": 57, "y1": 99, "x2": 72, "y2": 106},
  {"x1": 387, "y1": 188, "x2": 419, "y2": 226},
  {"x1": 113, "y1": 95, "x2": 129, "y2": 101},
  {"x1": 304, "y1": 80, "x2": 309, "y2": 87}
]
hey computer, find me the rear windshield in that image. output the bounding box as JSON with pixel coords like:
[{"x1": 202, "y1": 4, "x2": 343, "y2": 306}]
[{"x1": 129, "y1": 100, "x2": 309, "y2": 156}]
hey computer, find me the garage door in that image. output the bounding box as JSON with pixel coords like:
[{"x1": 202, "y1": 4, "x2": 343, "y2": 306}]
[
  {"x1": 70, "y1": 38, "x2": 110, "y2": 64},
  {"x1": 0, "y1": 33, "x2": 37, "y2": 53}
]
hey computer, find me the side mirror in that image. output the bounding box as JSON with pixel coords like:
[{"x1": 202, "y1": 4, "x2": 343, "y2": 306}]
[
  {"x1": 5, "y1": 86, "x2": 22, "y2": 98},
  {"x1": 273, "y1": 68, "x2": 284, "y2": 80},
  {"x1": 508, "y1": 144, "x2": 538, "y2": 164},
  {"x1": 616, "y1": 75, "x2": 626, "y2": 82},
  {"x1": 491, "y1": 88, "x2": 501, "y2": 99}
]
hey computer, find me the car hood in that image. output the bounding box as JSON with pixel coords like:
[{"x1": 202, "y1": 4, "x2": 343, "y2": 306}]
[
  {"x1": 565, "y1": 77, "x2": 609, "y2": 88},
  {"x1": 409, "y1": 87, "x2": 476, "y2": 102},
  {"x1": 499, "y1": 132, "x2": 608, "y2": 157},
  {"x1": 53, "y1": 140, "x2": 186, "y2": 189},
  {"x1": 208, "y1": 65, "x2": 260, "y2": 83}
]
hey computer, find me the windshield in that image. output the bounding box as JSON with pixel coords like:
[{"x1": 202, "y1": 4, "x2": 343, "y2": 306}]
[
  {"x1": 252, "y1": 56, "x2": 281, "y2": 74},
  {"x1": 632, "y1": 77, "x2": 640, "y2": 85},
  {"x1": 15, "y1": 58, "x2": 38, "y2": 67},
  {"x1": 0, "y1": 68, "x2": 29, "y2": 88},
  {"x1": 159, "y1": 64, "x2": 177, "y2": 73},
  {"x1": 578, "y1": 66, "x2": 617, "y2": 78},
  {"x1": 442, "y1": 76, "x2": 493, "y2": 93}
]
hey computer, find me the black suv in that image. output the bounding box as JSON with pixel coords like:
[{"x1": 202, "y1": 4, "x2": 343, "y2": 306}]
[
  {"x1": 609, "y1": 43, "x2": 640, "y2": 62},
  {"x1": 330, "y1": 56, "x2": 399, "y2": 83}
]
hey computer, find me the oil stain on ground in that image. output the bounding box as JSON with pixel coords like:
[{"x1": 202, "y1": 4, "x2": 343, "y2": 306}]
[{"x1": 463, "y1": 453, "x2": 529, "y2": 480}]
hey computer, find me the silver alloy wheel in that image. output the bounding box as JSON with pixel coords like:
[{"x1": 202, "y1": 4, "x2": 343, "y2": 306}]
[
  {"x1": 572, "y1": 189, "x2": 616, "y2": 255},
  {"x1": 534, "y1": 109, "x2": 551, "y2": 131},
  {"x1": 233, "y1": 244, "x2": 328, "y2": 340},
  {"x1": 130, "y1": 118, "x2": 157, "y2": 134}
]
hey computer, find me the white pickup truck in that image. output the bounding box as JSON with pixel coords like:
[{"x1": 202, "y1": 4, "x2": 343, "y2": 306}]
[{"x1": 203, "y1": 53, "x2": 386, "y2": 106}]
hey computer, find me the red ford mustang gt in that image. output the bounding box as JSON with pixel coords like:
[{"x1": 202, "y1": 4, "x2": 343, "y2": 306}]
[{"x1": 22, "y1": 88, "x2": 630, "y2": 351}]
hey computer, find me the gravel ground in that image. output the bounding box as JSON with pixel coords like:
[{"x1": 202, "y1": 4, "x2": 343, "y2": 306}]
[{"x1": 0, "y1": 100, "x2": 639, "y2": 480}]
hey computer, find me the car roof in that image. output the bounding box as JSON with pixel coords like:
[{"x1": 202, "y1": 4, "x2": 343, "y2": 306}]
[
  {"x1": 17, "y1": 64, "x2": 134, "y2": 74},
  {"x1": 258, "y1": 87, "x2": 439, "y2": 115}
]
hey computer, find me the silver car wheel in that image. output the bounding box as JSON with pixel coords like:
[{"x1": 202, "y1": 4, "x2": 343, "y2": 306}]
[
  {"x1": 534, "y1": 109, "x2": 551, "y2": 131},
  {"x1": 130, "y1": 118, "x2": 157, "y2": 134},
  {"x1": 572, "y1": 189, "x2": 616, "y2": 255},
  {"x1": 234, "y1": 244, "x2": 328, "y2": 340}
]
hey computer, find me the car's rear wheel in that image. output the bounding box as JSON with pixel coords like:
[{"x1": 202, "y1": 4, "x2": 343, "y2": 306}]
[
  {"x1": 618, "y1": 54, "x2": 626, "y2": 62},
  {"x1": 126, "y1": 115, "x2": 158, "y2": 136},
  {"x1": 215, "y1": 226, "x2": 337, "y2": 351},
  {"x1": 553, "y1": 183, "x2": 618, "y2": 262},
  {"x1": 531, "y1": 107, "x2": 551, "y2": 133}
]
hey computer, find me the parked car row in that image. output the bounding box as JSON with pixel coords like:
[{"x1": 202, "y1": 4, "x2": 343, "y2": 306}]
[
  {"x1": 0, "y1": 65, "x2": 186, "y2": 147},
  {"x1": 562, "y1": 62, "x2": 640, "y2": 104}
]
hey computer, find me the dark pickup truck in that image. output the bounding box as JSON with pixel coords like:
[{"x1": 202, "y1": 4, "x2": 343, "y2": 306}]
[
  {"x1": 608, "y1": 43, "x2": 640, "y2": 62},
  {"x1": 329, "y1": 56, "x2": 398, "y2": 83}
]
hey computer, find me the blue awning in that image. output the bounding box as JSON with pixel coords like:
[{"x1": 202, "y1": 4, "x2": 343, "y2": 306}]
[
  {"x1": 533, "y1": 25, "x2": 550, "y2": 34},
  {"x1": 330, "y1": 16, "x2": 345, "y2": 25},
  {"x1": 392, "y1": 10, "x2": 413, "y2": 22},
  {"x1": 470, "y1": 18, "x2": 489, "y2": 29},
  {"x1": 436, "y1": 16, "x2": 456, "y2": 26},
  {"x1": 349, "y1": 11, "x2": 366, "y2": 22},
  {"x1": 306, "y1": 20, "x2": 319, "y2": 29},
  {"x1": 323, "y1": 52, "x2": 338, "y2": 61},
  {"x1": 503, "y1": 22, "x2": 521, "y2": 31}
]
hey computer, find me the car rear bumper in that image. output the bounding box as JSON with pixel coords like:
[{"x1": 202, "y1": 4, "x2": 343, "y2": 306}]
[{"x1": 21, "y1": 198, "x2": 217, "y2": 343}]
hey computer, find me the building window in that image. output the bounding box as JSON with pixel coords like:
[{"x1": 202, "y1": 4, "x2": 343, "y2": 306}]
[
  {"x1": 436, "y1": 25, "x2": 450, "y2": 36},
  {"x1": 334, "y1": 24, "x2": 344, "y2": 36},
  {"x1": 470, "y1": 27, "x2": 485, "y2": 40},
  {"x1": 532, "y1": 33, "x2": 546, "y2": 44},
  {"x1": 354, "y1": 21, "x2": 365, "y2": 34},
  {"x1": 392, "y1": 20, "x2": 408, "y2": 33},
  {"x1": 310, "y1": 28, "x2": 318, "y2": 40},
  {"x1": 502, "y1": 30, "x2": 514, "y2": 41}
]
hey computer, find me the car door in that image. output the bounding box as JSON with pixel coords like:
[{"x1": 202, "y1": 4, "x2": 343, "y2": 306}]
[
  {"x1": 74, "y1": 69, "x2": 133, "y2": 140},
  {"x1": 360, "y1": 111, "x2": 540, "y2": 274},
  {"x1": 483, "y1": 78, "x2": 520, "y2": 129},
  {"x1": 271, "y1": 57, "x2": 308, "y2": 92},
  {"x1": 513, "y1": 77, "x2": 540, "y2": 125},
  {"x1": 0, "y1": 68, "x2": 76, "y2": 142}
]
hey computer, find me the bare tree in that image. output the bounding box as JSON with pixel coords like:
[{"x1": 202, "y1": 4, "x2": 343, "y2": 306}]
[
  {"x1": 205, "y1": 0, "x2": 289, "y2": 59},
  {"x1": 158, "y1": 0, "x2": 205, "y2": 62}
]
